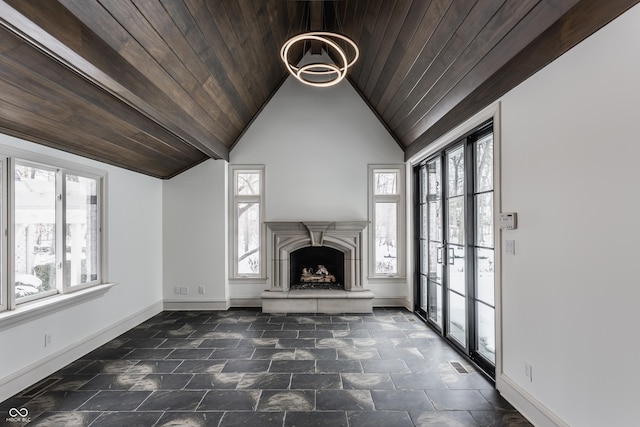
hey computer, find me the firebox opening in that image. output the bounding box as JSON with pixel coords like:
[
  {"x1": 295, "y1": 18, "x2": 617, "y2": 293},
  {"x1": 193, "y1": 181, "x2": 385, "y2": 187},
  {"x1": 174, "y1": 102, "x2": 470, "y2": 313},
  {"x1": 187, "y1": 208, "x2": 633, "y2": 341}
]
[{"x1": 290, "y1": 246, "x2": 344, "y2": 290}]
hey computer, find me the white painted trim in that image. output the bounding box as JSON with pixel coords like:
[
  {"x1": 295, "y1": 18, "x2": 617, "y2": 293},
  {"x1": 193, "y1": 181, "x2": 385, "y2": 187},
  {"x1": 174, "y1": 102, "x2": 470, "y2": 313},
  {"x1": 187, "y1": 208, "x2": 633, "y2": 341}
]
[
  {"x1": 372, "y1": 297, "x2": 408, "y2": 307},
  {"x1": 0, "y1": 158, "x2": 6, "y2": 313},
  {"x1": 163, "y1": 299, "x2": 230, "y2": 311},
  {"x1": 498, "y1": 374, "x2": 568, "y2": 427},
  {"x1": 228, "y1": 165, "x2": 266, "y2": 280},
  {"x1": 229, "y1": 297, "x2": 411, "y2": 310},
  {"x1": 0, "y1": 282, "x2": 116, "y2": 330},
  {"x1": 404, "y1": 162, "x2": 414, "y2": 311},
  {"x1": 0, "y1": 142, "x2": 108, "y2": 179},
  {"x1": 230, "y1": 298, "x2": 262, "y2": 307},
  {"x1": 0, "y1": 300, "x2": 163, "y2": 402}
]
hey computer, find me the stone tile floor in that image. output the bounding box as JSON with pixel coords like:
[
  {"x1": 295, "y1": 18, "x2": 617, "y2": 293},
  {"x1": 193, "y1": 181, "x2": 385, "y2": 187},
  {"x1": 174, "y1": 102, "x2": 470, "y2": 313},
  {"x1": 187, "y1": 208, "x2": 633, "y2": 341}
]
[{"x1": 1, "y1": 308, "x2": 532, "y2": 426}]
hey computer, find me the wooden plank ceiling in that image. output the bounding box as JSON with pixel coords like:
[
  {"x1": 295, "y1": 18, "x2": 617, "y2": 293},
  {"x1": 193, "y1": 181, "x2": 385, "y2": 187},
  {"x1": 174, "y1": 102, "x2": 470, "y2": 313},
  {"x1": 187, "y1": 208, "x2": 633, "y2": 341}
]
[{"x1": 0, "y1": 0, "x2": 637, "y2": 178}]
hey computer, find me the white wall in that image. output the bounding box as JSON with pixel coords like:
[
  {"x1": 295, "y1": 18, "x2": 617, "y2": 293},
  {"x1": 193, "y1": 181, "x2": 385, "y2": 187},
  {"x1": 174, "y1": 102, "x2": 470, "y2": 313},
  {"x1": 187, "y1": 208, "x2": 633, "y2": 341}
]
[
  {"x1": 497, "y1": 4, "x2": 640, "y2": 426},
  {"x1": 163, "y1": 159, "x2": 228, "y2": 308},
  {"x1": 230, "y1": 75, "x2": 405, "y2": 302},
  {"x1": 0, "y1": 135, "x2": 163, "y2": 401}
]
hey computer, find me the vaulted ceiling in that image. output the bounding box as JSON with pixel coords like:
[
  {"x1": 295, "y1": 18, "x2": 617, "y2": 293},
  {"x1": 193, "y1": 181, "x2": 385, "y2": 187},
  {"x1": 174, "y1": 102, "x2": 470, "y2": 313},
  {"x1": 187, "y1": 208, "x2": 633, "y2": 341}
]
[{"x1": 0, "y1": 0, "x2": 636, "y2": 178}]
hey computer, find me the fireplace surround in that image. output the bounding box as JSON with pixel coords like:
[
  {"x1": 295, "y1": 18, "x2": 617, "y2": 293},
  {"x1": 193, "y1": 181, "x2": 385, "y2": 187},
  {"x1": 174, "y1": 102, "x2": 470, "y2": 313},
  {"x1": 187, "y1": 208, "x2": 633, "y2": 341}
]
[{"x1": 261, "y1": 221, "x2": 374, "y2": 313}]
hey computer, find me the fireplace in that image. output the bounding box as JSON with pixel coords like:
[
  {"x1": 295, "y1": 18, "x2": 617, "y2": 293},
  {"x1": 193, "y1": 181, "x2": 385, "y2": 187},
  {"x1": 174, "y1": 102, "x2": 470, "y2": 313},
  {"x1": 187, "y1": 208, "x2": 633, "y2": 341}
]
[
  {"x1": 262, "y1": 221, "x2": 374, "y2": 313},
  {"x1": 290, "y1": 246, "x2": 344, "y2": 290}
]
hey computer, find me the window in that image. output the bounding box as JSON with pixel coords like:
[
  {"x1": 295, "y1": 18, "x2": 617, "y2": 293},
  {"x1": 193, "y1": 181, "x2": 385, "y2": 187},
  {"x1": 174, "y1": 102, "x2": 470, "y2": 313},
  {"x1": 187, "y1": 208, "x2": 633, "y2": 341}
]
[
  {"x1": 230, "y1": 165, "x2": 265, "y2": 279},
  {"x1": 1, "y1": 153, "x2": 105, "y2": 313},
  {"x1": 369, "y1": 165, "x2": 405, "y2": 279}
]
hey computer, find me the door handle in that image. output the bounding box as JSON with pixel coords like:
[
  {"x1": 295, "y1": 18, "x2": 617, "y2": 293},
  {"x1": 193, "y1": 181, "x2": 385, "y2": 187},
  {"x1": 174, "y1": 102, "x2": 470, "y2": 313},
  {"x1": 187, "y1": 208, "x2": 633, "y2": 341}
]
[
  {"x1": 449, "y1": 247, "x2": 455, "y2": 265},
  {"x1": 437, "y1": 246, "x2": 444, "y2": 264}
]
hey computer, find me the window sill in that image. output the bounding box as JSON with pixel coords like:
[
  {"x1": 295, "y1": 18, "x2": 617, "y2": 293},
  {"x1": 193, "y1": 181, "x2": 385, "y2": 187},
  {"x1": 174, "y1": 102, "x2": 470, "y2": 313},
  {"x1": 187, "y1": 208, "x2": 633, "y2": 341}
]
[{"x1": 0, "y1": 282, "x2": 116, "y2": 331}]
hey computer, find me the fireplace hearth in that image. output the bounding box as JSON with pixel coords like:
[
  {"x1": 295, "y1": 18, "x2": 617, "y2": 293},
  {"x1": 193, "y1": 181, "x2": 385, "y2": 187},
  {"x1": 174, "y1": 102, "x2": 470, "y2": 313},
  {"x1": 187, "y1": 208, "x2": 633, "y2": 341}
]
[{"x1": 262, "y1": 221, "x2": 374, "y2": 313}]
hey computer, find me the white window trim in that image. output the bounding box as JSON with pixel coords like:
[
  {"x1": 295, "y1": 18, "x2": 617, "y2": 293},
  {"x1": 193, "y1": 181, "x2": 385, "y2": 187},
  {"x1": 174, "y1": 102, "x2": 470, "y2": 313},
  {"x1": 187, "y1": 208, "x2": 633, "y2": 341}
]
[
  {"x1": 368, "y1": 164, "x2": 406, "y2": 282},
  {"x1": 0, "y1": 282, "x2": 115, "y2": 330},
  {"x1": 0, "y1": 157, "x2": 6, "y2": 313},
  {"x1": 0, "y1": 143, "x2": 109, "y2": 313},
  {"x1": 228, "y1": 165, "x2": 266, "y2": 281}
]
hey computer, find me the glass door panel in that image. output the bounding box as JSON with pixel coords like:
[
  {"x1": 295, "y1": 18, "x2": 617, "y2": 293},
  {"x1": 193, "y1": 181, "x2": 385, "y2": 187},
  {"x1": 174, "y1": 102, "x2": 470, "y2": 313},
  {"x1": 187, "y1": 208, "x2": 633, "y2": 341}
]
[
  {"x1": 448, "y1": 246, "x2": 465, "y2": 295},
  {"x1": 448, "y1": 291, "x2": 466, "y2": 345},
  {"x1": 426, "y1": 158, "x2": 443, "y2": 327},
  {"x1": 475, "y1": 248, "x2": 494, "y2": 305},
  {"x1": 475, "y1": 193, "x2": 493, "y2": 247},
  {"x1": 445, "y1": 146, "x2": 467, "y2": 348},
  {"x1": 429, "y1": 282, "x2": 443, "y2": 325},
  {"x1": 476, "y1": 301, "x2": 495, "y2": 363},
  {"x1": 472, "y1": 132, "x2": 495, "y2": 368}
]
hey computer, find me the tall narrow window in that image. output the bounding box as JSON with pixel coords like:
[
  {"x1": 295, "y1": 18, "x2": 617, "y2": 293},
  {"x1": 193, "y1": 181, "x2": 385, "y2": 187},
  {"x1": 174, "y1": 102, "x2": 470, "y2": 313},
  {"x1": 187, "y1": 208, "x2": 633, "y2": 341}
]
[
  {"x1": 369, "y1": 165, "x2": 405, "y2": 279},
  {"x1": 230, "y1": 166, "x2": 265, "y2": 279}
]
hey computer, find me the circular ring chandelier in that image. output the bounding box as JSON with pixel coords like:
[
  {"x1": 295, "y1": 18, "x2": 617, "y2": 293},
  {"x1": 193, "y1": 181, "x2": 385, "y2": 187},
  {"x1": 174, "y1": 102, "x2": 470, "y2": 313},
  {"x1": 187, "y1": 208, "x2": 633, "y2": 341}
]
[{"x1": 280, "y1": 31, "x2": 359, "y2": 88}]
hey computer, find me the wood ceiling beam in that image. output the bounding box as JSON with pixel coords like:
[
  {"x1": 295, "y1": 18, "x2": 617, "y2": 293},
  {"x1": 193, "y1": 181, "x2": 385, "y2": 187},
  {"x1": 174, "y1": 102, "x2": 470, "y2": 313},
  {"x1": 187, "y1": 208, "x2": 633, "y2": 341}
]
[{"x1": 0, "y1": 0, "x2": 229, "y2": 161}]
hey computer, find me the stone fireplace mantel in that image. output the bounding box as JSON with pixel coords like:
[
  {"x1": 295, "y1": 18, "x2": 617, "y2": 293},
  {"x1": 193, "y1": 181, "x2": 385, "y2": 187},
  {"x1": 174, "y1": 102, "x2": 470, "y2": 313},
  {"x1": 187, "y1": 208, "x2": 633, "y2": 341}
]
[{"x1": 262, "y1": 221, "x2": 374, "y2": 313}]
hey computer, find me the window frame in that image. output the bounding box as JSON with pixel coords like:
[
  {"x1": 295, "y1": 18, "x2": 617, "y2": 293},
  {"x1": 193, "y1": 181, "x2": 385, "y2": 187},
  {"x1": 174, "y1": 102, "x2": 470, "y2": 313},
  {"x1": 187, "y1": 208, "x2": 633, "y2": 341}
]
[
  {"x1": 368, "y1": 164, "x2": 406, "y2": 281},
  {"x1": 62, "y1": 169, "x2": 103, "y2": 291},
  {"x1": 229, "y1": 165, "x2": 266, "y2": 281},
  {"x1": 0, "y1": 157, "x2": 5, "y2": 312},
  {"x1": 1, "y1": 148, "x2": 107, "y2": 313}
]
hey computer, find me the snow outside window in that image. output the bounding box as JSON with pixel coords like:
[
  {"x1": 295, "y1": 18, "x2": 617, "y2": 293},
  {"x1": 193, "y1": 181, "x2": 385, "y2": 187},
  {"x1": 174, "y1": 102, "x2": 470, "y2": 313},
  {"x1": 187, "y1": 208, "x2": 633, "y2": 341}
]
[
  {"x1": 369, "y1": 165, "x2": 405, "y2": 280},
  {"x1": 230, "y1": 166, "x2": 265, "y2": 279},
  {"x1": 7, "y1": 157, "x2": 104, "y2": 310}
]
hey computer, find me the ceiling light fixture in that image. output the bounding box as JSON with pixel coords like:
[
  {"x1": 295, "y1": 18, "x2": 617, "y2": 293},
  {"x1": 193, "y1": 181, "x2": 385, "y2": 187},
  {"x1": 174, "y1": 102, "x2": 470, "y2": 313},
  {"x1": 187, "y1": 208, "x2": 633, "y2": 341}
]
[
  {"x1": 280, "y1": 31, "x2": 359, "y2": 88},
  {"x1": 280, "y1": 1, "x2": 358, "y2": 88}
]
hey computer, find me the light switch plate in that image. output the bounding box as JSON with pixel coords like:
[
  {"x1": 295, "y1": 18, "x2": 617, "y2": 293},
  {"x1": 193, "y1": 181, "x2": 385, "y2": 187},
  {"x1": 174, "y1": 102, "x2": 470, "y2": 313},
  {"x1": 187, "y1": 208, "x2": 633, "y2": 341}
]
[{"x1": 505, "y1": 239, "x2": 516, "y2": 255}]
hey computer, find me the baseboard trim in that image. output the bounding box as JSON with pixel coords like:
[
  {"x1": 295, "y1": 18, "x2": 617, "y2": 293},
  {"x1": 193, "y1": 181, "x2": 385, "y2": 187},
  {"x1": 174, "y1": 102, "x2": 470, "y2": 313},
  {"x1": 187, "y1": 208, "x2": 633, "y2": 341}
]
[
  {"x1": 373, "y1": 297, "x2": 408, "y2": 307},
  {"x1": 228, "y1": 297, "x2": 410, "y2": 310},
  {"x1": 229, "y1": 298, "x2": 261, "y2": 307},
  {"x1": 0, "y1": 300, "x2": 163, "y2": 402},
  {"x1": 497, "y1": 373, "x2": 568, "y2": 427},
  {"x1": 163, "y1": 297, "x2": 412, "y2": 311},
  {"x1": 163, "y1": 299, "x2": 231, "y2": 311}
]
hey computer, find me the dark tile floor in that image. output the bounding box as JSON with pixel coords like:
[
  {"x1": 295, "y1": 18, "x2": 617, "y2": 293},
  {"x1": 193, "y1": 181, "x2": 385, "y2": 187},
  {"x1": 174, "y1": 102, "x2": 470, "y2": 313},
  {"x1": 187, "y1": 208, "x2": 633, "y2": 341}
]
[{"x1": 1, "y1": 308, "x2": 531, "y2": 426}]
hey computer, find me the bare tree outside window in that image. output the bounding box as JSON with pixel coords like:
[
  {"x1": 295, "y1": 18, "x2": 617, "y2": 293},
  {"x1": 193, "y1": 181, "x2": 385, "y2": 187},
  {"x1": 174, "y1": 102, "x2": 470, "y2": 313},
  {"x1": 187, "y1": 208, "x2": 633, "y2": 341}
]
[
  {"x1": 233, "y1": 168, "x2": 263, "y2": 277},
  {"x1": 371, "y1": 169, "x2": 404, "y2": 276}
]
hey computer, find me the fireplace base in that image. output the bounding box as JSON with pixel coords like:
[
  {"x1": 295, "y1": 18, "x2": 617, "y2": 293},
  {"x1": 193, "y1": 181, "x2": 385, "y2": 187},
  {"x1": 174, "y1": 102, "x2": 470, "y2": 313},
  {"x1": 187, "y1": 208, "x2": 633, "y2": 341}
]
[{"x1": 261, "y1": 289, "x2": 374, "y2": 314}]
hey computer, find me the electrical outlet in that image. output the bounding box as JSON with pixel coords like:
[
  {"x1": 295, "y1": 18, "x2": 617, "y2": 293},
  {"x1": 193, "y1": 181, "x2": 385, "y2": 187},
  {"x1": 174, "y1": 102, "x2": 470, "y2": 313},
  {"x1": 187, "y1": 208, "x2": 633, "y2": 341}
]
[
  {"x1": 198, "y1": 286, "x2": 205, "y2": 295},
  {"x1": 44, "y1": 333, "x2": 52, "y2": 347},
  {"x1": 174, "y1": 286, "x2": 180, "y2": 294},
  {"x1": 181, "y1": 286, "x2": 188, "y2": 295},
  {"x1": 524, "y1": 362, "x2": 533, "y2": 382}
]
